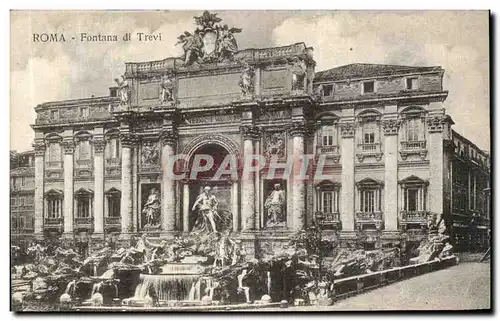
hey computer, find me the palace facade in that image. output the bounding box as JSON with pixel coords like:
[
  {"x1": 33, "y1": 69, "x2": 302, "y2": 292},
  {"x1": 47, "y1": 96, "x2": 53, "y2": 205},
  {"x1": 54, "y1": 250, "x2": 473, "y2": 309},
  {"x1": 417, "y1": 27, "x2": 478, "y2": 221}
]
[{"x1": 16, "y1": 12, "x2": 491, "y2": 256}]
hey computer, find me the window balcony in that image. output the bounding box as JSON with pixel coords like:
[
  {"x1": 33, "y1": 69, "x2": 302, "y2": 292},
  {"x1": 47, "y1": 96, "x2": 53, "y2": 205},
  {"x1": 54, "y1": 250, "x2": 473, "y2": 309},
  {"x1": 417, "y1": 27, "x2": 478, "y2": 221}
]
[
  {"x1": 316, "y1": 212, "x2": 342, "y2": 230},
  {"x1": 44, "y1": 217, "x2": 63, "y2": 231},
  {"x1": 355, "y1": 211, "x2": 384, "y2": 230},
  {"x1": 400, "y1": 141, "x2": 427, "y2": 160},
  {"x1": 316, "y1": 145, "x2": 341, "y2": 163},
  {"x1": 399, "y1": 210, "x2": 429, "y2": 230},
  {"x1": 356, "y1": 143, "x2": 382, "y2": 162},
  {"x1": 106, "y1": 158, "x2": 121, "y2": 167},
  {"x1": 105, "y1": 216, "x2": 122, "y2": 232},
  {"x1": 74, "y1": 216, "x2": 93, "y2": 230}
]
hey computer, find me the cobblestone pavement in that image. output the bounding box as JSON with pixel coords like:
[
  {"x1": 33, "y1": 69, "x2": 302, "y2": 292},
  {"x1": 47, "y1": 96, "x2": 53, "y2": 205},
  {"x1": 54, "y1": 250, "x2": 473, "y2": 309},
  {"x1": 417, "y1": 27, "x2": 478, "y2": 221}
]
[{"x1": 236, "y1": 262, "x2": 491, "y2": 312}]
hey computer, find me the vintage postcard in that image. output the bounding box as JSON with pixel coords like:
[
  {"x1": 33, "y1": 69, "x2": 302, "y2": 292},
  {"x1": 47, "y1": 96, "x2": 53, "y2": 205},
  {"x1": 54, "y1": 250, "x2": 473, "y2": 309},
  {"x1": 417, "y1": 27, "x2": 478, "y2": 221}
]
[{"x1": 10, "y1": 10, "x2": 491, "y2": 312}]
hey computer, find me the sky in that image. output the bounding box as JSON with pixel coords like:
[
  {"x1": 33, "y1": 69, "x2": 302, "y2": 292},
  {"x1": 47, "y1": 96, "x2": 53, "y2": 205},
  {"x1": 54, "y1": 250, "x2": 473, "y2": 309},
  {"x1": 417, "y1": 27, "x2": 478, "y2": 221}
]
[{"x1": 10, "y1": 10, "x2": 490, "y2": 152}]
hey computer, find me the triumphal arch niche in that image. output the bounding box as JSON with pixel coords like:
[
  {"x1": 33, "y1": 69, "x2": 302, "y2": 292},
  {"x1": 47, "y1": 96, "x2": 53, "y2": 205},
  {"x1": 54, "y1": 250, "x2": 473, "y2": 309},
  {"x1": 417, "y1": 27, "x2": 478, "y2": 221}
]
[{"x1": 114, "y1": 11, "x2": 317, "y2": 257}]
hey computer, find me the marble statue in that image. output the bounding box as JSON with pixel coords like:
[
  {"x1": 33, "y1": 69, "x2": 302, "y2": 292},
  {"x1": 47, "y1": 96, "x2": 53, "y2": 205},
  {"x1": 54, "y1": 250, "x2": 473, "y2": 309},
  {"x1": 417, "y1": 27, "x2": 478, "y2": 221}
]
[
  {"x1": 114, "y1": 75, "x2": 129, "y2": 105},
  {"x1": 264, "y1": 183, "x2": 286, "y2": 227},
  {"x1": 239, "y1": 62, "x2": 255, "y2": 97},
  {"x1": 191, "y1": 186, "x2": 220, "y2": 234},
  {"x1": 142, "y1": 188, "x2": 161, "y2": 227},
  {"x1": 160, "y1": 73, "x2": 175, "y2": 103}
]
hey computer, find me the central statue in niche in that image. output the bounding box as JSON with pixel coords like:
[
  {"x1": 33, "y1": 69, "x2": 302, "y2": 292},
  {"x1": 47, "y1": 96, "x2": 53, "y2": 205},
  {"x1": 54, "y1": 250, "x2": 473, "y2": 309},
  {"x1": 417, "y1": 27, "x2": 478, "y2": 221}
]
[
  {"x1": 264, "y1": 183, "x2": 286, "y2": 227},
  {"x1": 191, "y1": 186, "x2": 220, "y2": 234}
]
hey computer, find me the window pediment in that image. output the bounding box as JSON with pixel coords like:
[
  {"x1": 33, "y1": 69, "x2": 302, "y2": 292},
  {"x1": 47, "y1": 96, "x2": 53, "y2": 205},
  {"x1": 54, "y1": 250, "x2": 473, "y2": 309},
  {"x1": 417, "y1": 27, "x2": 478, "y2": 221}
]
[
  {"x1": 44, "y1": 189, "x2": 63, "y2": 197},
  {"x1": 105, "y1": 187, "x2": 121, "y2": 196},
  {"x1": 315, "y1": 180, "x2": 341, "y2": 190},
  {"x1": 356, "y1": 177, "x2": 384, "y2": 188},
  {"x1": 75, "y1": 187, "x2": 94, "y2": 196},
  {"x1": 398, "y1": 175, "x2": 429, "y2": 186}
]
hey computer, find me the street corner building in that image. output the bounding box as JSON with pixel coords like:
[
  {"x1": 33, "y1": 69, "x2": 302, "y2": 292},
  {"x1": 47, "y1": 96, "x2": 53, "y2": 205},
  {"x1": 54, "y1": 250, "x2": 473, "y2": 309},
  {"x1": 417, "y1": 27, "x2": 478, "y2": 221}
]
[{"x1": 11, "y1": 11, "x2": 491, "y2": 258}]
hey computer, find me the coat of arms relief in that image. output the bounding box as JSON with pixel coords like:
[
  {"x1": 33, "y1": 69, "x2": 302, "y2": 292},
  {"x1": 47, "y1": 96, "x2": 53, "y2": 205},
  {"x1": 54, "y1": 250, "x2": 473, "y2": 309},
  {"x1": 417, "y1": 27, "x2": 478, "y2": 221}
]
[{"x1": 176, "y1": 11, "x2": 242, "y2": 66}]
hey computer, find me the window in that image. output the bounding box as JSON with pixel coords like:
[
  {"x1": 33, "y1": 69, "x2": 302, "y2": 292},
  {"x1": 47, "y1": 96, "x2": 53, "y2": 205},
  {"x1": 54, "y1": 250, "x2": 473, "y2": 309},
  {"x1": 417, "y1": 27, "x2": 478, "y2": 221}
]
[
  {"x1": 106, "y1": 138, "x2": 120, "y2": 159},
  {"x1": 47, "y1": 143, "x2": 62, "y2": 162},
  {"x1": 10, "y1": 197, "x2": 16, "y2": 206},
  {"x1": 18, "y1": 197, "x2": 25, "y2": 206},
  {"x1": 357, "y1": 178, "x2": 383, "y2": 213},
  {"x1": 79, "y1": 107, "x2": 89, "y2": 118},
  {"x1": 363, "y1": 81, "x2": 375, "y2": 94},
  {"x1": 321, "y1": 125, "x2": 336, "y2": 146},
  {"x1": 321, "y1": 190, "x2": 339, "y2": 213},
  {"x1": 406, "y1": 77, "x2": 418, "y2": 90},
  {"x1": 47, "y1": 198, "x2": 62, "y2": 218},
  {"x1": 360, "y1": 190, "x2": 376, "y2": 212},
  {"x1": 75, "y1": 188, "x2": 93, "y2": 218},
  {"x1": 323, "y1": 84, "x2": 333, "y2": 97},
  {"x1": 77, "y1": 198, "x2": 91, "y2": 218},
  {"x1": 400, "y1": 176, "x2": 428, "y2": 212},
  {"x1": 363, "y1": 122, "x2": 377, "y2": 144},
  {"x1": 406, "y1": 118, "x2": 422, "y2": 142},
  {"x1": 107, "y1": 193, "x2": 121, "y2": 217},
  {"x1": 50, "y1": 110, "x2": 59, "y2": 120},
  {"x1": 77, "y1": 140, "x2": 91, "y2": 160},
  {"x1": 26, "y1": 196, "x2": 34, "y2": 205},
  {"x1": 110, "y1": 88, "x2": 117, "y2": 97}
]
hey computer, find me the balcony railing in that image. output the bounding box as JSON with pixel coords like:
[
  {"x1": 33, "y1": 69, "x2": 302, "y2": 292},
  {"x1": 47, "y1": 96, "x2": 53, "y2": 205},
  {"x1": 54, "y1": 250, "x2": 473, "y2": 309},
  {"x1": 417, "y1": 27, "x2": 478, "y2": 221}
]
[
  {"x1": 316, "y1": 145, "x2": 340, "y2": 154},
  {"x1": 105, "y1": 216, "x2": 121, "y2": 225},
  {"x1": 357, "y1": 143, "x2": 381, "y2": 153},
  {"x1": 74, "y1": 216, "x2": 93, "y2": 229},
  {"x1": 355, "y1": 211, "x2": 384, "y2": 230},
  {"x1": 76, "y1": 159, "x2": 93, "y2": 167},
  {"x1": 44, "y1": 217, "x2": 63, "y2": 231},
  {"x1": 317, "y1": 212, "x2": 342, "y2": 229},
  {"x1": 401, "y1": 141, "x2": 426, "y2": 151},
  {"x1": 399, "y1": 210, "x2": 429, "y2": 230}
]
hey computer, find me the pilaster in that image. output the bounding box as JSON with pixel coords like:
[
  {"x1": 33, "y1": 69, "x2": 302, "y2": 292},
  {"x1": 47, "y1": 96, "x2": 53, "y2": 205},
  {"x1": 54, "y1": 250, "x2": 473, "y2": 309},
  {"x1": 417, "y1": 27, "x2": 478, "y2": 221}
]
[
  {"x1": 382, "y1": 115, "x2": 400, "y2": 231},
  {"x1": 340, "y1": 120, "x2": 355, "y2": 231},
  {"x1": 33, "y1": 141, "x2": 46, "y2": 234},
  {"x1": 62, "y1": 140, "x2": 75, "y2": 234},
  {"x1": 289, "y1": 122, "x2": 307, "y2": 231},
  {"x1": 161, "y1": 129, "x2": 178, "y2": 231},
  {"x1": 92, "y1": 138, "x2": 105, "y2": 234}
]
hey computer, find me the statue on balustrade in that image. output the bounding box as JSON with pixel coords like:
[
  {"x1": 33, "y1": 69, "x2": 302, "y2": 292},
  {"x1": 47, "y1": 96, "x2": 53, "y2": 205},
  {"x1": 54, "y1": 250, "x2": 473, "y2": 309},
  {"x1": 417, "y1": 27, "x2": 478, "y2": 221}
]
[
  {"x1": 160, "y1": 73, "x2": 175, "y2": 103},
  {"x1": 239, "y1": 62, "x2": 255, "y2": 97},
  {"x1": 114, "y1": 75, "x2": 129, "y2": 106},
  {"x1": 142, "y1": 188, "x2": 161, "y2": 228},
  {"x1": 288, "y1": 57, "x2": 306, "y2": 91},
  {"x1": 191, "y1": 186, "x2": 220, "y2": 234},
  {"x1": 264, "y1": 183, "x2": 286, "y2": 227}
]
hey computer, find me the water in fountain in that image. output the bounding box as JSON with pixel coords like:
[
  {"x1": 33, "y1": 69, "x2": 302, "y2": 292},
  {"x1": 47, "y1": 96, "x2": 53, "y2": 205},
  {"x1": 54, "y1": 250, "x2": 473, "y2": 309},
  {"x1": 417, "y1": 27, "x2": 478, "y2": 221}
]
[
  {"x1": 133, "y1": 274, "x2": 199, "y2": 302},
  {"x1": 91, "y1": 282, "x2": 103, "y2": 299},
  {"x1": 65, "y1": 280, "x2": 76, "y2": 295},
  {"x1": 237, "y1": 269, "x2": 250, "y2": 303},
  {"x1": 93, "y1": 264, "x2": 97, "y2": 277},
  {"x1": 266, "y1": 271, "x2": 271, "y2": 296},
  {"x1": 188, "y1": 277, "x2": 213, "y2": 301}
]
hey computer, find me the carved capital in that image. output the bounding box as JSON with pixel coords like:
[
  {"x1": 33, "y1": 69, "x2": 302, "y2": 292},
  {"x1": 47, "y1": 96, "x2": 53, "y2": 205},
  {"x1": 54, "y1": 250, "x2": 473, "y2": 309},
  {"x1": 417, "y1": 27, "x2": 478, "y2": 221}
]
[
  {"x1": 340, "y1": 122, "x2": 355, "y2": 138},
  {"x1": 61, "y1": 141, "x2": 76, "y2": 154},
  {"x1": 120, "y1": 133, "x2": 140, "y2": 148},
  {"x1": 33, "y1": 142, "x2": 46, "y2": 157},
  {"x1": 92, "y1": 139, "x2": 106, "y2": 154},
  {"x1": 427, "y1": 116, "x2": 446, "y2": 133},
  {"x1": 288, "y1": 122, "x2": 307, "y2": 137},
  {"x1": 160, "y1": 130, "x2": 178, "y2": 147},
  {"x1": 242, "y1": 125, "x2": 261, "y2": 141},
  {"x1": 382, "y1": 119, "x2": 401, "y2": 136}
]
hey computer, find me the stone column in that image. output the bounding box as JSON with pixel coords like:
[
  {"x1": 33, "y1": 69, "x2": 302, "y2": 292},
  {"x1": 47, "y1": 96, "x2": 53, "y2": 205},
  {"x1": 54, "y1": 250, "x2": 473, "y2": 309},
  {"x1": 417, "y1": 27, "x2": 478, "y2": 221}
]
[
  {"x1": 427, "y1": 115, "x2": 446, "y2": 216},
  {"x1": 93, "y1": 138, "x2": 105, "y2": 234},
  {"x1": 120, "y1": 133, "x2": 135, "y2": 233},
  {"x1": 232, "y1": 180, "x2": 240, "y2": 231},
  {"x1": 62, "y1": 140, "x2": 75, "y2": 234},
  {"x1": 241, "y1": 125, "x2": 259, "y2": 231},
  {"x1": 382, "y1": 118, "x2": 400, "y2": 231},
  {"x1": 290, "y1": 122, "x2": 307, "y2": 231},
  {"x1": 161, "y1": 130, "x2": 178, "y2": 232},
  {"x1": 182, "y1": 182, "x2": 190, "y2": 233},
  {"x1": 33, "y1": 142, "x2": 46, "y2": 235},
  {"x1": 340, "y1": 121, "x2": 356, "y2": 231}
]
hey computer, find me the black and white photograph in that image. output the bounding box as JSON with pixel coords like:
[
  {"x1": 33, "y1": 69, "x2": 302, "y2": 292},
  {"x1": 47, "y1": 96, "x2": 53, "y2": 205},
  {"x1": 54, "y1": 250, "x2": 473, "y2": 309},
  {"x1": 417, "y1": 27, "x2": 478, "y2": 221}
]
[{"x1": 9, "y1": 9, "x2": 491, "y2": 312}]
